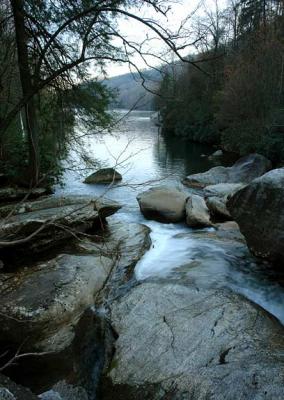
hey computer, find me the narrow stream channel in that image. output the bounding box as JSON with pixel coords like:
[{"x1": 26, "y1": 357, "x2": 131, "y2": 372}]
[{"x1": 56, "y1": 110, "x2": 284, "y2": 325}]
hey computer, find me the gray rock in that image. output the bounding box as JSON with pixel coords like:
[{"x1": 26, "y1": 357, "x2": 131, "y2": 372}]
[
  {"x1": 40, "y1": 381, "x2": 88, "y2": 400},
  {"x1": 204, "y1": 183, "x2": 245, "y2": 198},
  {"x1": 215, "y1": 221, "x2": 245, "y2": 242},
  {"x1": 206, "y1": 196, "x2": 231, "y2": 219},
  {"x1": 183, "y1": 154, "x2": 271, "y2": 188},
  {"x1": 185, "y1": 194, "x2": 212, "y2": 227},
  {"x1": 0, "y1": 253, "x2": 114, "y2": 352},
  {"x1": 0, "y1": 196, "x2": 120, "y2": 254},
  {"x1": 0, "y1": 220, "x2": 150, "y2": 356},
  {"x1": 137, "y1": 186, "x2": 187, "y2": 223},
  {"x1": 0, "y1": 388, "x2": 16, "y2": 400},
  {"x1": 0, "y1": 374, "x2": 38, "y2": 399},
  {"x1": 227, "y1": 168, "x2": 284, "y2": 264},
  {"x1": 204, "y1": 184, "x2": 244, "y2": 221},
  {"x1": 84, "y1": 168, "x2": 122, "y2": 184},
  {"x1": 104, "y1": 281, "x2": 284, "y2": 399}
]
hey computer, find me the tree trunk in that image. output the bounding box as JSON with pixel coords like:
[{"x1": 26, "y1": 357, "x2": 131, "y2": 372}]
[{"x1": 10, "y1": 0, "x2": 40, "y2": 186}]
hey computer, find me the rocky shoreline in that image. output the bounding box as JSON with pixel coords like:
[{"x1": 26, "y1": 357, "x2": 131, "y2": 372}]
[{"x1": 0, "y1": 154, "x2": 284, "y2": 399}]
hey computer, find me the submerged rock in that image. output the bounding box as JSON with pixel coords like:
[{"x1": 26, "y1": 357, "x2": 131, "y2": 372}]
[
  {"x1": 183, "y1": 153, "x2": 271, "y2": 188},
  {"x1": 227, "y1": 168, "x2": 284, "y2": 264},
  {"x1": 103, "y1": 281, "x2": 284, "y2": 400},
  {"x1": 185, "y1": 194, "x2": 212, "y2": 227},
  {"x1": 84, "y1": 168, "x2": 122, "y2": 184},
  {"x1": 137, "y1": 186, "x2": 187, "y2": 223}
]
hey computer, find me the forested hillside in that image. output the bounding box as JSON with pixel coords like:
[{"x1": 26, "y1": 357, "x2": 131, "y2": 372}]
[
  {"x1": 105, "y1": 70, "x2": 161, "y2": 110},
  {"x1": 156, "y1": 0, "x2": 284, "y2": 163}
]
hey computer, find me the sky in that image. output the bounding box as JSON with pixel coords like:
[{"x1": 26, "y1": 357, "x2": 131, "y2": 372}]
[{"x1": 105, "y1": 0, "x2": 227, "y2": 77}]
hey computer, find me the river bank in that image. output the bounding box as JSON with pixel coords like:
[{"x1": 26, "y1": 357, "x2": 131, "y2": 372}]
[{"x1": 0, "y1": 110, "x2": 283, "y2": 399}]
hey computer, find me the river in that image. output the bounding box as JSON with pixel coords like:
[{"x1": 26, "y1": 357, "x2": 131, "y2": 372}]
[{"x1": 56, "y1": 110, "x2": 284, "y2": 325}]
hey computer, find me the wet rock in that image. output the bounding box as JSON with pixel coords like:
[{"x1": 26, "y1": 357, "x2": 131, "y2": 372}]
[
  {"x1": 0, "y1": 374, "x2": 38, "y2": 399},
  {"x1": 185, "y1": 194, "x2": 212, "y2": 227},
  {"x1": 84, "y1": 168, "x2": 122, "y2": 184},
  {"x1": 227, "y1": 168, "x2": 284, "y2": 264},
  {"x1": 0, "y1": 196, "x2": 120, "y2": 254},
  {"x1": 215, "y1": 221, "x2": 245, "y2": 242},
  {"x1": 183, "y1": 154, "x2": 271, "y2": 188},
  {"x1": 0, "y1": 253, "x2": 114, "y2": 352},
  {"x1": 103, "y1": 281, "x2": 284, "y2": 400},
  {"x1": 137, "y1": 186, "x2": 187, "y2": 223}
]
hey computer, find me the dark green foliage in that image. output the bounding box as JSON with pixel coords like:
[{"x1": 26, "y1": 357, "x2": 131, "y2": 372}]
[{"x1": 156, "y1": 0, "x2": 284, "y2": 163}]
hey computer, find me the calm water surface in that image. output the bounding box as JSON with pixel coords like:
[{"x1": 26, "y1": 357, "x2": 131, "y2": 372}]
[{"x1": 56, "y1": 110, "x2": 284, "y2": 325}]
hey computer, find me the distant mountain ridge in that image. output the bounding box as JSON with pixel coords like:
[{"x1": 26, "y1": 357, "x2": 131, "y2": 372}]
[{"x1": 104, "y1": 69, "x2": 162, "y2": 110}]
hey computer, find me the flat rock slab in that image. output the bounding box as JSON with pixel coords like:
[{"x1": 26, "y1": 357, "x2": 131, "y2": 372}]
[
  {"x1": 104, "y1": 281, "x2": 284, "y2": 399},
  {"x1": 0, "y1": 196, "x2": 121, "y2": 254},
  {"x1": 137, "y1": 186, "x2": 188, "y2": 223},
  {"x1": 183, "y1": 154, "x2": 271, "y2": 188}
]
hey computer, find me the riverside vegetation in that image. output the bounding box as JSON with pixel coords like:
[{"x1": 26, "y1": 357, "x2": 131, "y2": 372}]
[{"x1": 155, "y1": 0, "x2": 284, "y2": 164}]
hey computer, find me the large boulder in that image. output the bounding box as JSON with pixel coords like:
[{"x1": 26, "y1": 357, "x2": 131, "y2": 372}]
[
  {"x1": 100, "y1": 224, "x2": 284, "y2": 399},
  {"x1": 0, "y1": 253, "x2": 114, "y2": 352},
  {"x1": 183, "y1": 154, "x2": 271, "y2": 188},
  {"x1": 102, "y1": 282, "x2": 284, "y2": 400},
  {"x1": 137, "y1": 186, "x2": 188, "y2": 223},
  {"x1": 227, "y1": 168, "x2": 284, "y2": 264},
  {"x1": 0, "y1": 220, "x2": 150, "y2": 396},
  {"x1": 185, "y1": 194, "x2": 212, "y2": 227},
  {"x1": 84, "y1": 168, "x2": 122, "y2": 184}
]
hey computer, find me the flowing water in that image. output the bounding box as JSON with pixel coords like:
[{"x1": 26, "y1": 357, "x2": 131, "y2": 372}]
[{"x1": 56, "y1": 110, "x2": 284, "y2": 325}]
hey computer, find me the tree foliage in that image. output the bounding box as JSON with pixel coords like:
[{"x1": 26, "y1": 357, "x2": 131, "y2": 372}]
[
  {"x1": 1, "y1": 0, "x2": 200, "y2": 186},
  {"x1": 156, "y1": 0, "x2": 284, "y2": 163}
]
